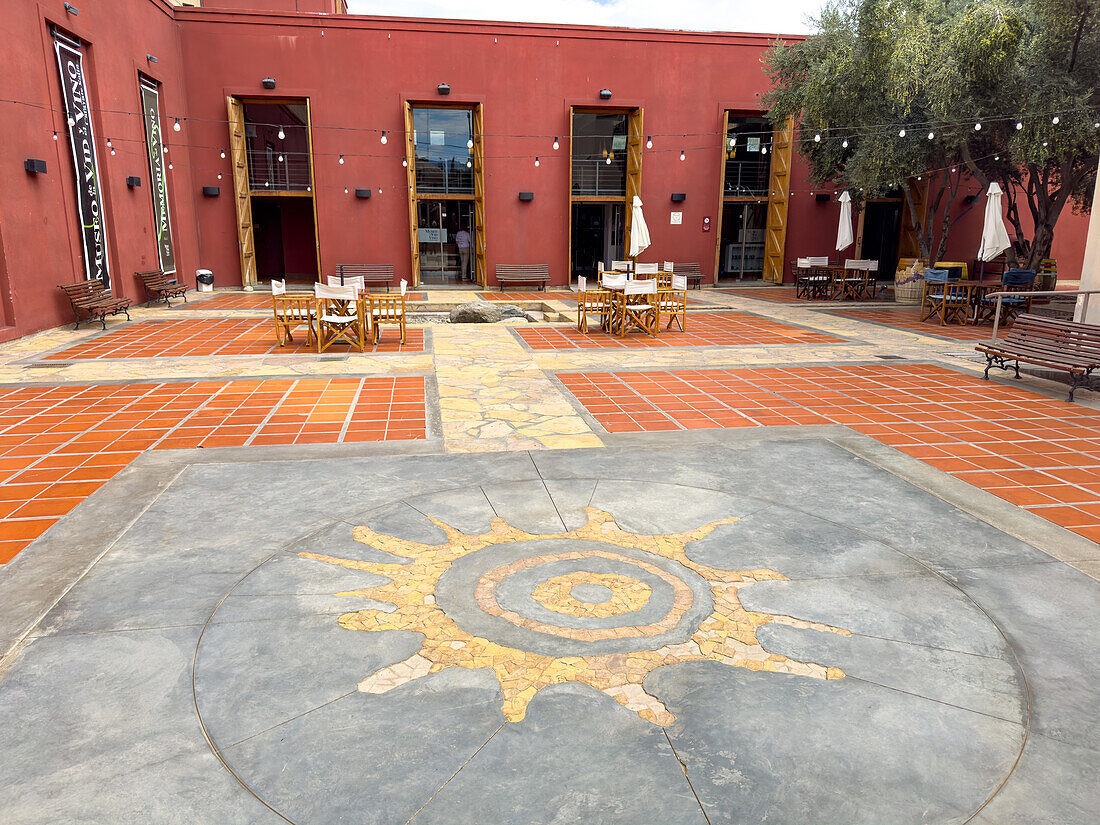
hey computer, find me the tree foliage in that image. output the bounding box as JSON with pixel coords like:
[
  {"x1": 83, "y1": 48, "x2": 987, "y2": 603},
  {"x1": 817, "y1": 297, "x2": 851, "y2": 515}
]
[{"x1": 764, "y1": 0, "x2": 1099, "y2": 268}]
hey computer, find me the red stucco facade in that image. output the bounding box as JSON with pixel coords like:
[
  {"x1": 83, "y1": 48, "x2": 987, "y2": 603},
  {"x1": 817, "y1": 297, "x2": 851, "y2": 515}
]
[{"x1": 0, "y1": 0, "x2": 1089, "y2": 340}]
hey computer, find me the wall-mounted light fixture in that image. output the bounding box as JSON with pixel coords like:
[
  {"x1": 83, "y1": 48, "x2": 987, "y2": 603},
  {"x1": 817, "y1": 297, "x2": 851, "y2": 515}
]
[
  {"x1": 64, "y1": 2, "x2": 78, "y2": 14},
  {"x1": 437, "y1": 83, "x2": 450, "y2": 95},
  {"x1": 518, "y1": 192, "x2": 534, "y2": 201},
  {"x1": 355, "y1": 188, "x2": 372, "y2": 199},
  {"x1": 126, "y1": 176, "x2": 141, "y2": 188},
  {"x1": 815, "y1": 193, "x2": 831, "y2": 202},
  {"x1": 146, "y1": 54, "x2": 158, "y2": 63},
  {"x1": 24, "y1": 159, "x2": 47, "y2": 174},
  {"x1": 261, "y1": 77, "x2": 276, "y2": 90},
  {"x1": 202, "y1": 186, "x2": 220, "y2": 196},
  {"x1": 670, "y1": 193, "x2": 686, "y2": 202},
  {"x1": 599, "y1": 89, "x2": 612, "y2": 100}
]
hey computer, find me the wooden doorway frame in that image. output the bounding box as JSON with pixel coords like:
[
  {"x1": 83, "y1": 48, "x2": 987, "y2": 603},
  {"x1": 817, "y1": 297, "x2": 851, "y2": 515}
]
[{"x1": 403, "y1": 101, "x2": 485, "y2": 288}]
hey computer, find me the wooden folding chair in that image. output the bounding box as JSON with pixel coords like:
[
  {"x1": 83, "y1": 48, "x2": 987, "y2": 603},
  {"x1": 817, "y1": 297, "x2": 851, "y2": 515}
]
[
  {"x1": 315, "y1": 283, "x2": 367, "y2": 352},
  {"x1": 326, "y1": 274, "x2": 365, "y2": 294},
  {"x1": 657, "y1": 274, "x2": 688, "y2": 331},
  {"x1": 617, "y1": 279, "x2": 658, "y2": 336},
  {"x1": 611, "y1": 260, "x2": 633, "y2": 273},
  {"x1": 273, "y1": 294, "x2": 315, "y2": 346},
  {"x1": 576, "y1": 276, "x2": 609, "y2": 333},
  {"x1": 920, "y1": 269, "x2": 969, "y2": 325},
  {"x1": 634, "y1": 262, "x2": 659, "y2": 278},
  {"x1": 371, "y1": 279, "x2": 408, "y2": 344}
]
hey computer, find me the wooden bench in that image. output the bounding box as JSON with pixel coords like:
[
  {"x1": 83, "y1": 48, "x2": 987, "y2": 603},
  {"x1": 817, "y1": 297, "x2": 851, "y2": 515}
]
[
  {"x1": 976, "y1": 314, "x2": 1100, "y2": 401},
  {"x1": 335, "y1": 264, "x2": 395, "y2": 291},
  {"x1": 137, "y1": 270, "x2": 188, "y2": 306},
  {"x1": 495, "y1": 264, "x2": 551, "y2": 291},
  {"x1": 674, "y1": 262, "x2": 705, "y2": 289},
  {"x1": 57, "y1": 279, "x2": 131, "y2": 330}
]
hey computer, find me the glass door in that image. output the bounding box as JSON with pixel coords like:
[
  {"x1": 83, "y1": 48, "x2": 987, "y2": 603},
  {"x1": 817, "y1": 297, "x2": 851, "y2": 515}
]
[
  {"x1": 417, "y1": 199, "x2": 476, "y2": 284},
  {"x1": 719, "y1": 202, "x2": 767, "y2": 280}
]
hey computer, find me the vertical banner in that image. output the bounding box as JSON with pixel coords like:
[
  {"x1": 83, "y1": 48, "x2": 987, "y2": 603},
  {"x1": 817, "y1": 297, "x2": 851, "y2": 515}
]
[
  {"x1": 52, "y1": 31, "x2": 111, "y2": 287},
  {"x1": 139, "y1": 78, "x2": 176, "y2": 274}
]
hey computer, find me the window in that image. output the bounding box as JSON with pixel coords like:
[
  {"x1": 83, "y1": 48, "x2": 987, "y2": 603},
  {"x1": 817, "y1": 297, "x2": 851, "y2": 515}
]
[
  {"x1": 412, "y1": 108, "x2": 474, "y2": 194},
  {"x1": 242, "y1": 102, "x2": 310, "y2": 192},
  {"x1": 724, "y1": 116, "x2": 773, "y2": 198},
  {"x1": 571, "y1": 112, "x2": 628, "y2": 197}
]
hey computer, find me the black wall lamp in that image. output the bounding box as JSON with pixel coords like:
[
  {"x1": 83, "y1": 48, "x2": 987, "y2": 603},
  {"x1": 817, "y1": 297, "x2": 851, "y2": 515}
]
[
  {"x1": 24, "y1": 159, "x2": 47, "y2": 174},
  {"x1": 670, "y1": 192, "x2": 686, "y2": 202},
  {"x1": 146, "y1": 54, "x2": 158, "y2": 63},
  {"x1": 599, "y1": 89, "x2": 613, "y2": 100},
  {"x1": 261, "y1": 77, "x2": 276, "y2": 90},
  {"x1": 202, "y1": 186, "x2": 220, "y2": 196},
  {"x1": 815, "y1": 193, "x2": 831, "y2": 202},
  {"x1": 437, "y1": 83, "x2": 450, "y2": 95},
  {"x1": 64, "y1": 2, "x2": 78, "y2": 14},
  {"x1": 126, "y1": 175, "x2": 141, "y2": 188},
  {"x1": 355, "y1": 188, "x2": 372, "y2": 199},
  {"x1": 518, "y1": 192, "x2": 534, "y2": 201}
]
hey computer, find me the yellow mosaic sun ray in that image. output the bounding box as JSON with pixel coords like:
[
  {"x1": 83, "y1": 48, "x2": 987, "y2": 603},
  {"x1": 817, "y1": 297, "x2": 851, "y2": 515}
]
[{"x1": 303, "y1": 507, "x2": 847, "y2": 726}]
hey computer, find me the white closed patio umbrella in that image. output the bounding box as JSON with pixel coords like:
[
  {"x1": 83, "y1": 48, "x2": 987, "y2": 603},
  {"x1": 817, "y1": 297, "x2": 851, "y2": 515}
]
[
  {"x1": 836, "y1": 190, "x2": 854, "y2": 251},
  {"x1": 977, "y1": 182, "x2": 1012, "y2": 261},
  {"x1": 628, "y1": 195, "x2": 651, "y2": 261}
]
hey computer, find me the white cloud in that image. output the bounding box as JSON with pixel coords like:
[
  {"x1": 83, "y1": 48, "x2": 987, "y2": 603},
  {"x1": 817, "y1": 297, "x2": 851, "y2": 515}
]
[{"x1": 345, "y1": 0, "x2": 825, "y2": 35}]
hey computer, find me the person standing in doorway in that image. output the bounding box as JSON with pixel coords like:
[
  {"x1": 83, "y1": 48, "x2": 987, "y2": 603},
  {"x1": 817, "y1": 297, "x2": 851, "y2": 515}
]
[{"x1": 455, "y1": 224, "x2": 472, "y2": 282}]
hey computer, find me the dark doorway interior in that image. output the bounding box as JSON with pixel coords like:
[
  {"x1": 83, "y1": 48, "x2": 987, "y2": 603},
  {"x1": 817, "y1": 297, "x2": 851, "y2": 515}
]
[
  {"x1": 571, "y1": 202, "x2": 624, "y2": 282},
  {"x1": 251, "y1": 198, "x2": 317, "y2": 283},
  {"x1": 860, "y1": 201, "x2": 903, "y2": 282},
  {"x1": 718, "y1": 201, "x2": 767, "y2": 281}
]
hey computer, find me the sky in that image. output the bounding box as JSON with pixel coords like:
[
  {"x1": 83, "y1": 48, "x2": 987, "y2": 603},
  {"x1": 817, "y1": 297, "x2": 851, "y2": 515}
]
[{"x1": 344, "y1": 0, "x2": 829, "y2": 35}]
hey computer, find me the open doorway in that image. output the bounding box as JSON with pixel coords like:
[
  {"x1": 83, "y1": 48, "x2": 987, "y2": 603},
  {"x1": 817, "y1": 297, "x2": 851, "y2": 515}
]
[
  {"x1": 718, "y1": 201, "x2": 767, "y2": 281},
  {"x1": 860, "y1": 201, "x2": 903, "y2": 284},
  {"x1": 252, "y1": 198, "x2": 318, "y2": 283},
  {"x1": 571, "y1": 202, "x2": 624, "y2": 282}
]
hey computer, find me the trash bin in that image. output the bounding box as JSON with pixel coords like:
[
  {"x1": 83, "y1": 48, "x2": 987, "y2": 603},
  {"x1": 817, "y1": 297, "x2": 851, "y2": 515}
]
[{"x1": 196, "y1": 269, "x2": 214, "y2": 293}]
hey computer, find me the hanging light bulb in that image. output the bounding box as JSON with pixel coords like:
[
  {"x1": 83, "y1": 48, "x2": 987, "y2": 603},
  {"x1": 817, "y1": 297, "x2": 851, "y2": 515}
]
[
  {"x1": 605, "y1": 155, "x2": 612, "y2": 165},
  {"x1": 553, "y1": 137, "x2": 560, "y2": 150},
  {"x1": 67, "y1": 114, "x2": 75, "y2": 127},
  {"x1": 899, "y1": 128, "x2": 906, "y2": 137},
  {"x1": 306, "y1": 185, "x2": 311, "y2": 192},
  {"x1": 466, "y1": 137, "x2": 473, "y2": 149},
  {"x1": 173, "y1": 118, "x2": 181, "y2": 132},
  {"x1": 1016, "y1": 121, "x2": 1023, "y2": 130},
  {"x1": 534, "y1": 156, "x2": 540, "y2": 167},
  {"x1": 52, "y1": 131, "x2": 58, "y2": 141},
  {"x1": 168, "y1": 161, "x2": 173, "y2": 170},
  {"x1": 338, "y1": 154, "x2": 344, "y2": 164},
  {"x1": 110, "y1": 145, "x2": 115, "y2": 157},
  {"x1": 278, "y1": 127, "x2": 285, "y2": 140},
  {"x1": 761, "y1": 146, "x2": 767, "y2": 155},
  {"x1": 402, "y1": 157, "x2": 408, "y2": 167},
  {"x1": 1052, "y1": 115, "x2": 1060, "y2": 125},
  {"x1": 917, "y1": 175, "x2": 922, "y2": 180},
  {"x1": 380, "y1": 131, "x2": 388, "y2": 144},
  {"x1": 1094, "y1": 122, "x2": 1100, "y2": 128},
  {"x1": 277, "y1": 154, "x2": 284, "y2": 162},
  {"x1": 974, "y1": 122, "x2": 982, "y2": 131},
  {"x1": 378, "y1": 187, "x2": 382, "y2": 194},
  {"x1": 994, "y1": 155, "x2": 1001, "y2": 160},
  {"x1": 466, "y1": 159, "x2": 472, "y2": 168},
  {"x1": 1042, "y1": 140, "x2": 1048, "y2": 147},
  {"x1": 217, "y1": 173, "x2": 222, "y2": 180},
  {"x1": 646, "y1": 136, "x2": 653, "y2": 149},
  {"x1": 841, "y1": 138, "x2": 849, "y2": 148},
  {"x1": 813, "y1": 132, "x2": 821, "y2": 142},
  {"x1": 344, "y1": 187, "x2": 349, "y2": 194},
  {"x1": 680, "y1": 149, "x2": 685, "y2": 161},
  {"x1": 927, "y1": 131, "x2": 935, "y2": 140},
  {"x1": 220, "y1": 149, "x2": 226, "y2": 159},
  {"x1": 162, "y1": 146, "x2": 168, "y2": 155},
  {"x1": 951, "y1": 167, "x2": 957, "y2": 173}
]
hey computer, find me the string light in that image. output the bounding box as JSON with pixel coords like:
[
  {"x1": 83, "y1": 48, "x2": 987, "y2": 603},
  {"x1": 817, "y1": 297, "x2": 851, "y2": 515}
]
[
  {"x1": 974, "y1": 122, "x2": 982, "y2": 130},
  {"x1": 1042, "y1": 140, "x2": 1048, "y2": 147},
  {"x1": 220, "y1": 149, "x2": 225, "y2": 158},
  {"x1": 66, "y1": 113, "x2": 75, "y2": 127},
  {"x1": 52, "y1": 131, "x2": 58, "y2": 140},
  {"x1": 534, "y1": 156, "x2": 540, "y2": 167},
  {"x1": 466, "y1": 159, "x2": 472, "y2": 168},
  {"x1": 813, "y1": 133, "x2": 821, "y2": 142},
  {"x1": 380, "y1": 130, "x2": 388, "y2": 144},
  {"x1": 277, "y1": 154, "x2": 284, "y2": 162},
  {"x1": 605, "y1": 155, "x2": 611, "y2": 165},
  {"x1": 553, "y1": 137, "x2": 560, "y2": 150},
  {"x1": 338, "y1": 154, "x2": 344, "y2": 164},
  {"x1": 898, "y1": 128, "x2": 906, "y2": 137},
  {"x1": 217, "y1": 172, "x2": 222, "y2": 179},
  {"x1": 402, "y1": 157, "x2": 408, "y2": 167},
  {"x1": 927, "y1": 131, "x2": 935, "y2": 140},
  {"x1": 106, "y1": 138, "x2": 112, "y2": 147},
  {"x1": 168, "y1": 161, "x2": 173, "y2": 170},
  {"x1": 466, "y1": 137, "x2": 473, "y2": 149},
  {"x1": 646, "y1": 136, "x2": 652, "y2": 149},
  {"x1": 344, "y1": 187, "x2": 348, "y2": 194},
  {"x1": 1016, "y1": 121, "x2": 1023, "y2": 130},
  {"x1": 1052, "y1": 115, "x2": 1059, "y2": 124},
  {"x1": 277, "y1": 127, "x2": 285, "y2": 140},
  {"x1": 841, "y1": 138, "x2": 849, "y2": 148},
  {"x1": 761, "y1": 146, "x2": 767, "y2": 154},
  {"x1": 680, "y1": 149, "x2": 685, "y2": 160}
]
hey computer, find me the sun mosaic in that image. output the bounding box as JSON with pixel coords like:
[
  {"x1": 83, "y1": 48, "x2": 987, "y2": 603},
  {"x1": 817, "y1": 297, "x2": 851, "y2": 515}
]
[{"x1": 304, "y1": 508, "x2": 848, "y2": 726}]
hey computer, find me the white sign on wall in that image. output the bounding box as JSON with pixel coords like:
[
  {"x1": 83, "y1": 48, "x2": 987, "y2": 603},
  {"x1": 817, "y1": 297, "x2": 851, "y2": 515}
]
[
  {"x1": 418, "y1": 227, "x2": 447, "y2": 243},
  {"x1": 670, "y1": 212, "x2": 683, "y2": 225}
]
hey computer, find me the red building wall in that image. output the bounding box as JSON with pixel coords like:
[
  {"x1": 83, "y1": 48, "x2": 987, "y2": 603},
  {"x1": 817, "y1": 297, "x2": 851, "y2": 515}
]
[{"x1": 0, "y1": 0, "x2": 1089, "y2": 340}]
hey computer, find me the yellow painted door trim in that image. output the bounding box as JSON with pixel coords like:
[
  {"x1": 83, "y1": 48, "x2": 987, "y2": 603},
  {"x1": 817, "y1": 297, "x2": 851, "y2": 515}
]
[
  {"x1": 226, "y1": 96, "x2": 257, "y2": 288},
  {"x1": 713, "y1": 110, "x2": 730, "y2": 283},
  {"x1": 403, "y1": 102, "x2": 420, "y2": 287},
  {"x1": 472, "y1": 103, "x2": 486, "y2": 287},
  {"x1": 624, "y1": 108, "x2": 644, "y2": 256},
  {"x1": 762, "y1": 116, "x2": 793, "y2": 283}
]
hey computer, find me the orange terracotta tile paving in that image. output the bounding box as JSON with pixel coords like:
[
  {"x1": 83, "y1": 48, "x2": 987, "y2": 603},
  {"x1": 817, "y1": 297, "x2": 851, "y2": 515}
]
[
  {"x1": 558, "y1": 364, "x2": 1100, "y2": 544},
  {"x1": 479, "y1": 291, "x2": 578, "y2": 303},
  {"x1": 0, "y1": 377, "x2": 426, "y2": 563},
  {"x1": 43, "y1": 318, "x2": 426, "y2": 360},
  {"x1": 713, "y1": 286, "x2": 807, "y2": 303},
  {"x1": 827, "y1": 307, "x2": 1006, "y2": 341},
  {"x1": 517, "y1": 312, "x2": 845, "y2": 349}
]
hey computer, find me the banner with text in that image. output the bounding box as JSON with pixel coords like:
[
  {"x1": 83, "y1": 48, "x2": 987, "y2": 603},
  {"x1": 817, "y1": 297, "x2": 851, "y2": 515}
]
[
  {"x1": 140, "y1": 78, "x2": 176, "y2": 274},
  {"x1": 53, "y1": 32, "x2": 111, "y2": 288}
]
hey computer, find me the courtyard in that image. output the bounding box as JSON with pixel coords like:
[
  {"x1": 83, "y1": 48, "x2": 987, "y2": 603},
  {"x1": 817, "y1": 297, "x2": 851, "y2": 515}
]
[{"x1": 1, "y1": 286, "x2": 1098, "y2": 824}]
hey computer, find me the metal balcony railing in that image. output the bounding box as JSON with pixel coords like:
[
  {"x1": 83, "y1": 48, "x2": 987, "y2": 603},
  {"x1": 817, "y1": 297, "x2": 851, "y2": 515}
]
[
  {"x1": 571, "y1": 156, "x2": 626, "y2": 197},
  {"x1": 415, "y1": 160, "x2": 474, "y2": 194},
  {"x1": 248, "y1": 151, "x2": 312, "y2": 192}
]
